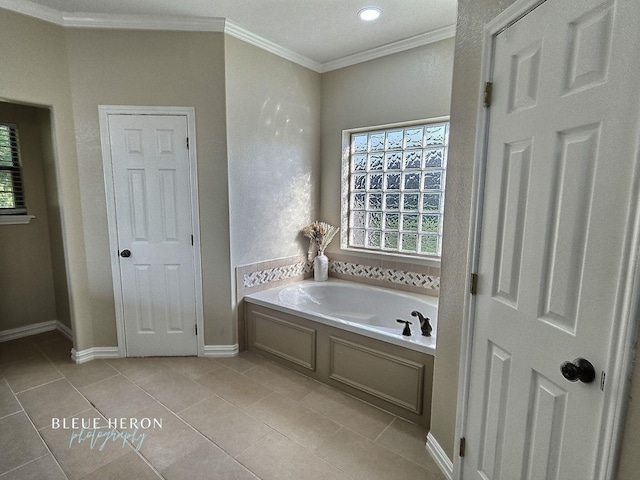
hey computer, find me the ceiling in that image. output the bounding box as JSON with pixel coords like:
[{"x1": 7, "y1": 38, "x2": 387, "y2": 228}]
[{"x1": 7, "y1": 0, "x2": 458, "y2": 70}]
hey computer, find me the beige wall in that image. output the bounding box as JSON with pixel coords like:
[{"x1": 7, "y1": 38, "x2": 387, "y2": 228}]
[
  {"x1": 0, "y1": 8, "x2": 91, "y2": 349},
  {"x1": 430, "y1": 0, "x2": 517, "y2": 460},
  {"x1": 0, "y1": 103, "x2": 57, "y2": 330},
  {"x1": 64, "y1": 28, "x2": 233, "y2": 347},
  {"x1": 320, "y1": 39, "x2": 455, "y2": 249},
  {"x1": 225, "y1": 36, "x2": 321, "y2": 268}
]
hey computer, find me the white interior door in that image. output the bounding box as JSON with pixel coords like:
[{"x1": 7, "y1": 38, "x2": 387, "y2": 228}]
[
  {"x1": 462, "y1": 0, "x2": 640, "y2": 478},
  {"x1": 107, "y1": 114, "x2": 198, "y2": 357}
]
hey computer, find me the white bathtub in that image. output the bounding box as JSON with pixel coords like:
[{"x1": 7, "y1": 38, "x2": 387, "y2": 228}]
[{"x1": 244, "y1": 279, "x2": 437, "y2": 355}]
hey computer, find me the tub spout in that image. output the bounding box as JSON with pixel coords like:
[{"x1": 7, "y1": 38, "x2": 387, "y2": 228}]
[
  {"x1": 411, "y1": 311, "x2": 432, "y2": 337},
  {"x1": 396, "y1": 319, "x2": 412, "y2": 336}
]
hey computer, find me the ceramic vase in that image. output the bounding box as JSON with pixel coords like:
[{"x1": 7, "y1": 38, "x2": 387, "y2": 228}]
[{"x1": 314, "y1": 252, "x2": 329, "y2": 281}]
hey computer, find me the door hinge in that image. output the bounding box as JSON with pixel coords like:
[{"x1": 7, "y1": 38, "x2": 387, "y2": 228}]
[
  {"x1": 470, "y1": 273, "x2": 478, "y2": 295},
  {"x1": 459, "y1": 437, "x2": 466, "y2": 457},
  {"x1": 191, "y1": 234, "x2": 194, "y2": 246},
  {"x1": 601, "y1": 371, "x2": 606, "y2": 391},
  {"x1": 186, "y1": 137, "x2": 190, "y2": 150},
  {"x1": 484, "y1": 82, "x2": 493, "y2": 107},
  {"x1": 195, "y1": 324, "x2": 198, "y2": 336}
]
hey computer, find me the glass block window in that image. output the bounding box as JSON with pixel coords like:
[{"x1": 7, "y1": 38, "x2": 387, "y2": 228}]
[
  {"x1": 0, "y1": 123, "x2": 26, "y2": 215},
  {"x1": 343, "y1": 120, "x2": 448, "y2": 257}
]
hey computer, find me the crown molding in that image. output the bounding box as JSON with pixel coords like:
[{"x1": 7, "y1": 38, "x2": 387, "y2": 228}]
[
  {"x1": 62, "y1": 12, "x2": 227, "y2": 32},
  {"x1": 223, "y1": 19, "x2": 322, "y2": 72},
  {"x1": 0, "y1": 0, "x2": 62, "y2": 24},
  {"x1": 0, "y1": 0, "x2": 453, "y2": 74},
  {"x1": 320, "y1": 24, "x2": 456, "y2": 73}
]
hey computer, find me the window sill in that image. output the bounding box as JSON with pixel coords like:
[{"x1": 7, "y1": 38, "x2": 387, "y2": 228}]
[
  {"x1": 0, "y1": 215, "x2": 35, "y2": 225},
  {"x1": 340, "y1": 245, "x2": 442, "y2": 268}
]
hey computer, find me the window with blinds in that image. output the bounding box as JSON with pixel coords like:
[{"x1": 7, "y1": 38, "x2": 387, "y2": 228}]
[{"x1": 0, "y1": 123, "x2": 26, "y2": 215}]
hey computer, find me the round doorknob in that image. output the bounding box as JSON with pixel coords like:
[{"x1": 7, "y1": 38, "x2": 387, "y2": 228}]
[
  {"x1": 560, "y1": 358, "x2": 596, "y2": 383},
  {"x1": 120, "y1": 249, "x2": 131, "y2": 258}
]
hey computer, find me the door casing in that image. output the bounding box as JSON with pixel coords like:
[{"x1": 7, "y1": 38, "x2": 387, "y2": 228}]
[
  {"x1": 99, "y1": 105, "x2": 205, "y2": 357},
  {"x1": 453, "y1": 1, "x2": 640, "y2": 479}
]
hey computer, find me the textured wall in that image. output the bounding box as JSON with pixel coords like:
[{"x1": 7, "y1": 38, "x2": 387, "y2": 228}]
[
  {"x1": 225, "y1": 36, "x2": 321, "y2": 269},
  {"x1": 0, "y1": 8, "x2": 90, "y2": 348},
  {"x1": 64, "y1": 29, "x2": 233, "y2": 347},
  {"x1": 430, "y1": 0, "x2": 516, "y2": 461},
  {"x1": 320, "y1": 39, "x2": 455, "y2": 257},
  {"x1": 0, "y1": 103, "x2": 57, "y2": 331}
]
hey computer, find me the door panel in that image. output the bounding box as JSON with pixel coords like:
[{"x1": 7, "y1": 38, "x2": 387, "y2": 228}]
[
  {"x1": 108, "y1": 114, "x2": 197, "y2": 357},
  {"x1": 463, "y1": 0, "x2": 640, "y2": 478}
]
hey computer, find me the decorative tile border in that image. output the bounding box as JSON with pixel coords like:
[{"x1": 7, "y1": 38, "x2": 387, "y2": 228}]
[
  {"x1": 243, "y1": 261, "x2": 312, "y2": 288},
  {"x1": 330, "y1": 261, "x2": 440, "y2": 291},
  {"x1": 241, "y1": 258, "x2": 439, "y2": 292}
]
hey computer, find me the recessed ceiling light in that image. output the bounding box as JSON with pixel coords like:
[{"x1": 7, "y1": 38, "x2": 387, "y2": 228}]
[{"x1": 358, "y1": 7, "x2": 381, "y2": 22}]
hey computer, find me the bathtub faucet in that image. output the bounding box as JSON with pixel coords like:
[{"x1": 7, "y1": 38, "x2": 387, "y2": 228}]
[
  {"x1": 396, "y1": 319, "x2": 412, "y2": 336},
  {"x1": 411, "y1": 311, "x2": 432, "y2": 337}
]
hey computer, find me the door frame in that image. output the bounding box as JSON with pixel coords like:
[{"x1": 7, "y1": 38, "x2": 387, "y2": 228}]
[
  {"x1": 98, "y1": 105, "x2": 205, "y2": 357},
  {"x1": 453, "y1": 1, "x2": 640, "y2": 478}
]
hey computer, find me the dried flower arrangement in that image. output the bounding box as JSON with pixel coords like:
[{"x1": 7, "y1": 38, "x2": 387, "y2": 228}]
[{"x1": 302, "y1": 221, "x2": 339, "y2": 259}]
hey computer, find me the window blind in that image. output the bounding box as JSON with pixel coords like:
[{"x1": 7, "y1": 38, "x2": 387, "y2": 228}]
[{"x1": 0, "y1": 123, "x2": 26, "y2": 214}]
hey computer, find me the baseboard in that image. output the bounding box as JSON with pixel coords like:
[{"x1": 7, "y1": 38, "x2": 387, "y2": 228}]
[
  {"x1": 71, "y1": 347, "x2": 121, "y2": 364},
  {"x1": 427, "y1": 432, "x2": 453, "y2": 480},
  {"x1": 202, "y1": 344, "x2": 239, "y2": 358},
  {"x1": 56, "y1": 321, "x2": 73, "y2": 341},
  {"x1": 0, "y1": 320, "x2": 71, "y2": 342}
]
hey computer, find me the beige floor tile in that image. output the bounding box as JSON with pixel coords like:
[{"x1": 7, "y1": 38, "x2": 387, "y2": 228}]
[
  {"x1": 0, "y1": 335, "x2": 447, "y2": 480},
  {"x1": 195, "y1": 367, "x2": 273, "y2": 409},
  {"x1": 243, "y1": 361, "x2": 321, "y2": 401},
  {"x1": 105, "y1": 357, "x2": 168, "y2": 383},
  {"x1": 0, "y1": 412, "x2": 48, "y2": 474},
  {"x1": 0, "y1": 353, "x2": 63, "y2": 393},
  {"x1": 40, "y1": 407, "x2": 133, "y2": 480},
  {"x1": 245, "y1": 392, "x2": 341, "y2": 450},
  {"x1": 314, "y1": 427, "x2": 438, "y2": 480},
  {"x1": 163, "y1": 443, "x2": 258, "y2": 480},
  {"x1": 137, "y1": 369, "x2": 214, "y2": 412},
  {"x1": 18, "y1": 378, "x2": 92, "y2": 430},
  {"x1": 179, "y1": 397, "x2": 273, "y2": 457},
  {"x1": 375, "y1": 417, "x2": 433, "y2": 469},
  {"x1": 26, "y1": 330, "x2": 67, "y2": 345},
  {"x1": 56, "y1": 359, "x2": 120, "y2": 389},
  {"x1": 0, "y1": 454, "x2": 66, "y2": 480},
  {"x1": 34, "y1": 331, "x2": 73, "y2": 364},
  {"x1": 0, "y1": 338, "x2": 41, "y2": 366},
  {"x1": 0, "y1": 378, "x2": 21, "y2": 418},
  {"x1": 161, "y1": 356, "x2": 224, "y2": 380},
  {"x1": 78, "y1": 451, "x2": 162, "y2": 480},
  {"x1": 237, "y1": 431, "x2": 352, "y2": 480},
  {"x1": 134, "y1": 403, "x2": 212, "y2": 472},
  {"x1": 300, "y1": 384, "x2": 394, "y2": 440},
  {"x1": 216, "y1": 350, "x2": 270, "y2": 373},
  {"x1": 80, "y1": 374, "x2": 157, "y2": 420}
]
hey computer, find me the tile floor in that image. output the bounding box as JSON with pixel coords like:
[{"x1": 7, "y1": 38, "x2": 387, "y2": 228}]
[{"x1": 0, "y1": 330, "x2": 446, "y2": 480}]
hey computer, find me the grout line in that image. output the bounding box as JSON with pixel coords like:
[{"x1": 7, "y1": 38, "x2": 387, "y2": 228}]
[
  {"x1": 0, "y1": 454, "x2": 68, "y2": 480},
  {"x1": 5, "y1": 385, "x2": 70, "y2": 479}
]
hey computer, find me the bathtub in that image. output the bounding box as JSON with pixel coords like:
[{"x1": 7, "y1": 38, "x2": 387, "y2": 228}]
[
  {"x1": 243, "y1": 279, "x2": 437, "y2": 427},
  {"x1": 244, "y1": 279, "x2": 437, "y2": 355}
]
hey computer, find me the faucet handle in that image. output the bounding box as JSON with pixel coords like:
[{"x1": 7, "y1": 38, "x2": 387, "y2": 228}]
[{"x1": 396, "y1": 319, "x2": 413, "y2": 336}]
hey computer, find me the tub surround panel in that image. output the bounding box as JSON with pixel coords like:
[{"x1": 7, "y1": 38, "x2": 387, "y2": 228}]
[
  {"x1": 329, "y1": 336, "x2": 425, "y2": 415},
  {"x1": 246, "y1": 303, "x2": 433, "y2": 428},
  {"x1": 251, "y1": 311, "x2": 316, "y2": 370}
]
